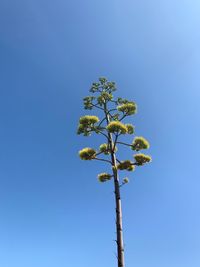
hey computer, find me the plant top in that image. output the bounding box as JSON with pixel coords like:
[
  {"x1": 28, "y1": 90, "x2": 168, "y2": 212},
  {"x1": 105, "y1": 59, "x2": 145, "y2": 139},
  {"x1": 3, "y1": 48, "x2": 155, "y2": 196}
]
[{"x1": 77, "y1": 77, "x2": 151, "y2": 184}]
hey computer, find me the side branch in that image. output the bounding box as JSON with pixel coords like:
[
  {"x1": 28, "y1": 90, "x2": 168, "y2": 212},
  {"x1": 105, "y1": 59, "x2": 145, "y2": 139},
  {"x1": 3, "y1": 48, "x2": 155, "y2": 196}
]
[
  {"x1": 116, "y1": 158, "x2": 121, "y2": 164},
  {"x1": 119, "y1": 113, "x2": 128, "y2": 121},
  {"x1": 98, "y1": 130, "x2": 109, "y2": 140},
  {"x1": 98, "y1": 117, "x2": 107, "y2": 127},
  {"x1": 116, "y1": 141, "x2": 132, "y2": 148},
  {"x1": 91, "y1": 103, "x2": 104, "y2": 111},
  {"x1": 95, "y1": 151, "x2": 104, "y2": 157},
  {"x1": 108, "y1": 108, "x2": 117, "y2": 113},
  {"x1": 93, "y1": 157, "x2": 112, "y2": 164}
]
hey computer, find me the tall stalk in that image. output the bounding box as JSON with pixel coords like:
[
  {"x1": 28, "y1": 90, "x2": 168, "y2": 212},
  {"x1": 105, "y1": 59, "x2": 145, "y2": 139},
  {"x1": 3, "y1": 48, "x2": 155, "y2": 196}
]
[
  {"x1": 104, "y1": 102, "x2": 125, "y2": 267},
  {"x1": 77, "y1": 77, "x2": 151, "y2": 267}
]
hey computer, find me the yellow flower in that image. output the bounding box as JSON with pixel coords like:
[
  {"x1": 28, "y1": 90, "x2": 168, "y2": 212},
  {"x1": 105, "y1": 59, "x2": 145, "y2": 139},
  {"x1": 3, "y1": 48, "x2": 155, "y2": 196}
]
[
  {"x1": 79, "y1": 148, "x2": 96, "y2": 160},
  {"x1": 117, "y1": 102, "x2": 137, "y2": 115},
  {"x1": 123, "y1": 177, "x2": 129, "y2": 184},
  {"x1": 134, "y1": 153, "x2": 152, "y2": 166},
  {"x1": 125, "y1": 124, "x2": 135, "y2": 134},
  {"x1": 131, "y1": 137, "x2": 150, "y2": 151},
  {"x1": 99, "y1": 143, "x2": 110, "y2": 154},
  {"x1": 117, "y1": 160, "x2": 135, "y2": 171},
  {"x1": 98, "y1": 173, "x2": 112, "y2": 182},
  {"x1": 107, "y1": 121, "x2": 128, "y2": 134},
  {"x1": 79, "y1": 115, "x2": 99, "y2": 125}
]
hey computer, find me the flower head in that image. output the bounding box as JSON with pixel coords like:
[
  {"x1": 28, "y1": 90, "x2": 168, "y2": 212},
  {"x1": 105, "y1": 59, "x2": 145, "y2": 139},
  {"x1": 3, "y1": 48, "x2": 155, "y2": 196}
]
[
  {"x1": 98, "y1": 173, "x2": 112, "y2": 182},
  {"x1": 79, "y1": 148, "x2": 96, "y2": 160},
  {"x1": 90, "y1": 82, "x2": 101, "y2": 93},
  {"x1": 117, "y1": 160, "x2": 135, "y2": 171},
  {"x1": 117, "y1": 102, "x2": 137, "y2": 115},
  {"x1": 79, "y1": 115, "x2": 99, "y2": 125},
  {"x1": 123, "y1": 177, "x2": 129, "y2": 184},
  {"x1": 99, "y1": 77, "x2": 108, "y2": 84},
  {"x1": 106, "y1": 121, "x2": 128, "y2": 134},
  {"x1": 97, "y1": 92, "x2": 113, "y2": 105},
  {"x1": 131, "y1": 137, "x2": 150, "y2": 151},
  {"x1": 134, "y1": 153, "x2": 152, "y2": 166},
  {"x1": 83, "y1": 96, "x2": 96, "y2": 110},
  {"x1": 125, "y1": 124, "x2": 135, "y2": 134},
  {"x1": 77, "y1": 115, "x2": 99, "y2": 136},
  {"x1": 90, "y1": 78, "x2": 116, "y2": 93},
  {"x1": 99, "y1": 143, "x2": 110, "y2": 154}
]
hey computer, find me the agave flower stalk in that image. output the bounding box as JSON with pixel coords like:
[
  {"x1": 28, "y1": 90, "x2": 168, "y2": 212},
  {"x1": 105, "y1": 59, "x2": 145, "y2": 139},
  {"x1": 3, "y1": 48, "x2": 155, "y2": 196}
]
[{"x1": 77, "y1": 77, "x2": 151, "y2": 267}]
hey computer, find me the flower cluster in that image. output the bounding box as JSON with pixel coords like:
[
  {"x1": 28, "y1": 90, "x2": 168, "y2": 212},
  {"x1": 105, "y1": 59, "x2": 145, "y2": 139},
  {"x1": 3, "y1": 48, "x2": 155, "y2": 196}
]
[
  {"x1": 117, "y1": 102, "x2": 137, "y2": 115},
  {"x1": 90, "y1": 82, "x2": 100, "y2": 93},
  {"x1": 112, "y1": 113, "x2": 120, "y2": 120},
  {"x1": 125, "y1": 124, "x2": 135, "y2": 134},
  {"x1": 134, "y1": 153, "x2": 152, "y2": 166},
  {"x1": 77, "y1": 78, "x2": 152, "y2": 183},
  {"x1": 90, "y1": 77, "x2": 116, "y2": 93},
  {"x1": 123, "y1": 177, "x2": 129, "y2": 184},
  {"x1": 83, "y1": 96, "x2": 95, "y2": 110},
  {"x1": 131, "y1": 137, "x2": 150, "y2": 151},
  {"x1": 98, "y1": 173, "x2": 112, "y2": 182},
  {"x1": 106, "y1": 121, "x2": 128, "y2": 134},
  {"x1": 79, "y1": 115, "x2": 99, "y2": 124},
  {"x1": 117, "y1": 98, "x2": 130, "y2": 104},
  {"x1": 117, "y1": 160, "x2": 135, "y2": 171},
  {"x1": 99, "y1": 143, "x2": 110, "y2": 154},
  {"x1": 99, "y1": 143, "x2": 117, "y2": 154},
  {"x1": 79, "y1": 148, "x2": 96, "y2": 160},
  {"x1": 77, "y1": 115, "x2": 99, "y2": 136},
  {"x1": 97, "y1": 92, "x2": 113, "y2": 105}
]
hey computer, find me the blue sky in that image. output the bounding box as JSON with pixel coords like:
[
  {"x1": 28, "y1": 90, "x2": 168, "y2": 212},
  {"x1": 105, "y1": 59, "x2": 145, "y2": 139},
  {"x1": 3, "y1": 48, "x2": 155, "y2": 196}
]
[{"x1": 0, "y1": 0, "x2": 200, "y2": 266}]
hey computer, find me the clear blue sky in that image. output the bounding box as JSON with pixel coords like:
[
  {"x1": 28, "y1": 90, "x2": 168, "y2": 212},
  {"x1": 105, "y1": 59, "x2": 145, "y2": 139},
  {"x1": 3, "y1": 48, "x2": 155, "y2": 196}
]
[{"x1": 0, "y1": 0, "x2": 200, "y2": 266}]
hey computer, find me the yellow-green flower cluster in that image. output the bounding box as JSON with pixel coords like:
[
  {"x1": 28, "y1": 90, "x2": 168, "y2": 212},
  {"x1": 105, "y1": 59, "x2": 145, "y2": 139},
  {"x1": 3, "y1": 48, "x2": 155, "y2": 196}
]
[
  {"x1": 131, "y1": 137, "x2": 150, "y2": 151},
  {"x1": 90, "y1": 82, "x2": 100, "y2": 93},
  {"x1": 97, "y1": 92, "x2": 113, "y2": 105},
  {"x1": 123, "y1": 177, "x2": 129, "y2": 184},
  {"x1": 125, "y1": 124, "x2": 135, "y2": 134},
  {"x1": 90, "y1": 77, "x2": 116, "y2": 93},
  {"x1": 83, "y1": 96, "x2": 95, "y2": 110},
  {"x1": 117, "y1": 160, "x2": 135, "y2": 171},
  {"x1": 79, "y1": 148, "x2": 96, "y2": 160},
  {"x1": 117, "y1": 102, "x2": 137, "y2": 115},
  {"x1": 98, "y1": 173, "x2": 112, "y2": 182},
  {"x1": 77, "y1": 115, "x2": 99, "y2": 136},
  {"x1": 107, "y1": 121, "x2": 128, "y2": 134},
  {"x1": 99, "y1": 77, "x2": 107, "y2": 84},
  {"x1": 104, "y1": 81, "x2": 116, "y2": 91},
  {"x1": 79, "y1": 115, "x2": 99, "y2": 125},
  {"x1": 99, "y1": 143, "x2": 117, "y2": 154},
  {"x1": 99, "y1": 143, "x2": 110, "y2": 155},
  {"x1": 134, "y1": 153, "x2": 152, "y2": 166}
]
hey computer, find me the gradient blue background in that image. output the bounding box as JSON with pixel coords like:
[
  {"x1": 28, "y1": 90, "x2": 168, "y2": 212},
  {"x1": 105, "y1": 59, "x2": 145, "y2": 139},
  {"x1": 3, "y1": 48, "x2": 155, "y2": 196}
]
[{"x1": 0, "y1": 0, "x2": 200, "y2": 266}]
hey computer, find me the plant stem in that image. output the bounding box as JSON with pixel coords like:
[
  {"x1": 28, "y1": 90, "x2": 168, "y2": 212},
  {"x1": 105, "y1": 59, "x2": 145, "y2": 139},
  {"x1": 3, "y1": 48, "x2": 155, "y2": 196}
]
[{"x1": 104, "y1": 101, "x2": 125, "y2": 267}]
